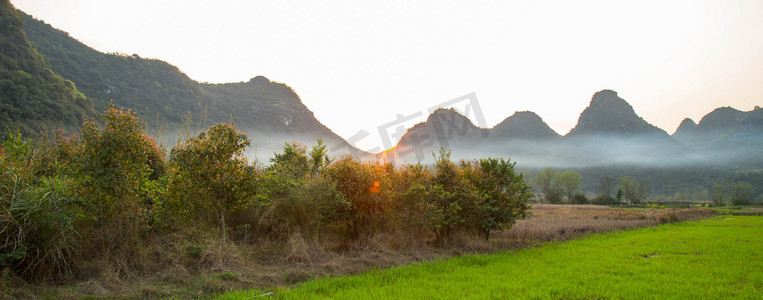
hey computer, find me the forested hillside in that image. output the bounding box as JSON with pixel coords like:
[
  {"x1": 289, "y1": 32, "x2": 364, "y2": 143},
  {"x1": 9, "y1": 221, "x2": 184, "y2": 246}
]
[
  {"x1": 0, "y1": 1, "x2": 93, "y2": 134},
  {"x1": 20, "y1": 11, "x2": 359, "y2": 157}
]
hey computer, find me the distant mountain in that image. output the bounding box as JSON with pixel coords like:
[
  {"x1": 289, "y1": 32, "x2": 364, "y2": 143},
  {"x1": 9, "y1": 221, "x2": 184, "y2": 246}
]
[
  {"x1": 381, "y1": 108, "x2": 489, "y2": 162},
  {"x1": 0, "y1": 1, "x2": 93, "y2": 134},
  {"x1": 379, "y1": 93, "x2": 762, "y2": 197},
  {"x1": 385, "y1": 90, "x2": 710, "y2": 168},
  {"x1": 19, "y1": 10, "x2": 360, "y2": 158},
  {"x1": 491, "y1": 111, "x2": 560, "y2": 140},
  {"x1": 673, "y1": 106, "x2": 763, "y2": 149},
  {"x1": 672, "y1": 118, "x2": 698, "y2": 142},
  {"x1": 566, "y1": 90, "x2": 669, "y2": 138}
]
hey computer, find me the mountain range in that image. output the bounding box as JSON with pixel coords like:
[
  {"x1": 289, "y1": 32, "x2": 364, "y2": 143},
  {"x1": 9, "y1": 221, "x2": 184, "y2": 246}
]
[
  {"x1": 383, "y1": 89, "x2": 761, "y2": 168},
  {"x1": 8, "y1": 2, "x2": 359, "y2": 159},
  {"x1": 2, "y1": 2, "x2": 761, "y2": 196}
]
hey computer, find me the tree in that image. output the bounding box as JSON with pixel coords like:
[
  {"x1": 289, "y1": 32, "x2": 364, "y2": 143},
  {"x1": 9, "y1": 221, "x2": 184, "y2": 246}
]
[
  {"x1": 73, "y1": 105, "x2": 162, "y2": 238},
  {"x1": 260, "y1": 140, "x2": 347, "y2": 239},
  {"x1": 729, "y1": 182, "x2": 754, "y2": 205},
  {"x1": 390, "y1": 163, "x2": 432, "y2": 233},
  {"x1": 597, "y1": 176, "x2": 618, "y2": 198},
  {"x1": 534, "y1": 167, "x2": 558, "y2": 204},
  {"x1": 712, "y1": 183, "x2": 726, "y2": 206},
  {"x1": 556, "y1": 170, "x2": 582, "y2": 203},
  {"x1": 325, "y1": 155, "x2": 390, "y2": 240},
  {"x1": 462, "y1": 158, "x2": 532, "y2": 240},
  {"x1": 427, "y1": 148, "x2": 474, "y2": 242},
  {"x1": 166, "y1": 123, "x2": 258, "y2": 240},
  {"x1": 619, "y1": 177, "x2": 648, "y2": 205}
]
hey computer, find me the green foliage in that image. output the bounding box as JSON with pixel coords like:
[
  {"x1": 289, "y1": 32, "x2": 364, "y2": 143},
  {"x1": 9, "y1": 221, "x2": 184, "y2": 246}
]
[
  {"x1": 619, "y1": 177, "x2": 648, "y2": 205},
  {"x1": 556, "y1": 170, "x2": 582, "y2": 203},
  {"x1": 533, "y1": 168, "x2": 581, "y2": 204},
  {"x1": 218, "y1": 271, "x2": 239, "y2": 281},
  {"x1": 71, "y1": 105, "x2": 161, "y2": 232},
  {"x1": 427, "y1": 149, "x2": 474, "y2": 241},
  {"x1": 461, "y1": 158, "x2": 532, "y2": 239},
  {"x1": 591, "y1": 194, "x2": 619, "y2": 205},
  {"x1": 166, "y1": 123, "x2": 257, "y2": 240},
  {"x1": 571, "y1": 193, "x2": 589, "y2": 205},
  {"x1": 712, "y1": 182, "x2": 755, "y2": 206},
  {"x1": 0, "y1": 109, "x2": 534, "y2": 282},
  {"x1": 533, "y1": 167, "x2": 558, "y2": 204},
  {"x1": 325, "y1": 155, "x2": 391, "y2": 240},
  {"x1": 388, "y1": 163, "x2": 432, "y2": 232},
  {"x1": 22, "y1": 13, "x2": 345, "y2": 150},
  {"x1": 259, "y1": 141, "x2": 347, "y2": 239},
  {"x1": 0, "y1": 130, "x2": 79, "y2": 280},
  {"x1": 0, "y1": 2, "x2": 93, "y2": 134},
  {"x1": 596, "y1": 176, "x2": 618, "y2": 199}
]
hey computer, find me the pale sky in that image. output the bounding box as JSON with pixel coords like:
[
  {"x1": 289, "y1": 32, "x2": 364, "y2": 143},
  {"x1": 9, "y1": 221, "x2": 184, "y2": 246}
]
[{"x1": 11, "y1": 0, "x2": 763, "y2": 151}]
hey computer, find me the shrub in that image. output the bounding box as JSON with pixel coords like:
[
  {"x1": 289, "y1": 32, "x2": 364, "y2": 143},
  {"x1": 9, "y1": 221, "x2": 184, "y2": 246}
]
[
  {"x1": 571, "y1": 193, "x2": 589, "y2": 205},
  {"x1": 389, "y1": 163, "x2": 432, "y2": 233},
  {"x1": 259, "y1": 141, "x2": 347, "y2": 239},
  {"x1": 591, "y1": 195, "x2": 619, "y2": 205},
  {"x1": 165, "y1": 123, "x2": 258, "y2": 240},
  {"x1": 545, "y1": 188, "x2": 564, "y2": 204},
  {"x1": 70, "y1": 105, "x2": 163, "y2": 237},
  {"x1": 325, "y1": 155, "x2": 391, "y2": 240},
  {"x1": 427, "y1": 148, "x2": 475, "y2": 242},
  {"x1": 461, "y1": 158, "x2": 532, "y2": 240}
]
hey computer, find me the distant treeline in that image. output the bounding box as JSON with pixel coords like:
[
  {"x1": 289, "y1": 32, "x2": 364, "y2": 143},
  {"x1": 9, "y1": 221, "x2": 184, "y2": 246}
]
[{"x1": 521, "y1": 165, "x2": 762, "y2": 205}]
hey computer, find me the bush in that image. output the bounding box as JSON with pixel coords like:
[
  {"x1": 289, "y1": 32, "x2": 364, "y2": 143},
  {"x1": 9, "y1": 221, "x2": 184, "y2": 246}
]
[
  {"x1": 545, "y1": 188, "x2": 564, "y2": 204},
  {"x1": 71, "y1": 106, "x2": 163, "y2": 236},
  {"x1": 388, "y1": 163, "x2": 432, "y2": 233},
  {"x1": 591, "y1": 195, "x2": 619, "y2": 205},
  {"x1": 571, "y1": 193, "x2": 589, "y2": 205},
  {"x1": 325, "y1": 155, "x2": 391, "y2": 240},
  {"x1": 258, "y1": 141, "x2": 347, "y2": 240},
  {"x1": 165, "y1": 123, "x2": 258, "y2": 240},
  {"x1": 461, "y1": 158, "x2": 532, "y2": 240}
]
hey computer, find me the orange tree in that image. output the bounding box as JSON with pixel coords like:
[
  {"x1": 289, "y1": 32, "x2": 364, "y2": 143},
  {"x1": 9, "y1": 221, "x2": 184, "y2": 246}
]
[{"x1": 165, "y1": 123, "x2": 258, "y2": 240}]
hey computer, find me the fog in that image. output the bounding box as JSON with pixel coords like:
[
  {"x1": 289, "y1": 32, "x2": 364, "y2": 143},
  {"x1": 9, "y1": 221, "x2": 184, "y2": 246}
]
[
  {"x1": 147, "y1": 127, "x2": 362, "y2": 166},
  {"x1": 372, "y1": 129, "x2": 758, "y2": 172}
]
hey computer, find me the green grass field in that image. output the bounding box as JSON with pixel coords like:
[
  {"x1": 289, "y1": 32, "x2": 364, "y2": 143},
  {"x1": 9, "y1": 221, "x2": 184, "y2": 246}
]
[{"x1": 219, "y1": 216, "x2": 763, "y2": 299}]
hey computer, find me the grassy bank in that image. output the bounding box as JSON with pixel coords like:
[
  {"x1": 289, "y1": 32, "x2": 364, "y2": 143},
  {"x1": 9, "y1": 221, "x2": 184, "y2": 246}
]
[
  {"x1": 1, "y1": 206, "x2": 718, "y2": 298},
  {"x1": 221, "y1": 215, "x2": 762, "y2": 299}
]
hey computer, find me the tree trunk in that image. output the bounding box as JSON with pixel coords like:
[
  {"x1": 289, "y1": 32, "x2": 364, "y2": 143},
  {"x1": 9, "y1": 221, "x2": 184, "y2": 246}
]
[{"x1": 220, "y1": 209, "x2": 226, "y2": 241}]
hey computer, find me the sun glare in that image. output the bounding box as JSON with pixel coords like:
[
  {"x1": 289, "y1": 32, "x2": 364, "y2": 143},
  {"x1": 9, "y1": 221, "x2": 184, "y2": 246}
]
[{"x1": 370, "y1": 180, "x2": 381, "y2": 194}]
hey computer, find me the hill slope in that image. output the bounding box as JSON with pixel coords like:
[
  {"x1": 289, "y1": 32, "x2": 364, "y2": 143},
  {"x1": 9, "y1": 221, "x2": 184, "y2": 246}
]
[
  {"x1": 0, "y1": 1, "x2": 93, "y2": 133},
  {"x1": 20, "y1": 11, "x2": 359, "y2": 158}
]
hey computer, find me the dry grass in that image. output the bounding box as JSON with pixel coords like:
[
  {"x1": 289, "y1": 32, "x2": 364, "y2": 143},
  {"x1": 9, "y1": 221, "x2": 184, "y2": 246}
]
[
  {"x1": 500, "y1": 205, "x2": 717, "y2": 242},
  {"x1": 8, "y1": 205, "x2": 719, "y2": 298}
]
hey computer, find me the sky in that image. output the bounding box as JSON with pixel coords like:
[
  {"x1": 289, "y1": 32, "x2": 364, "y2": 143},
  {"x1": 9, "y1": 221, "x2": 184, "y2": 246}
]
[{"x1": 11, "y1": 0, "x2": 763, "y2": 152}]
